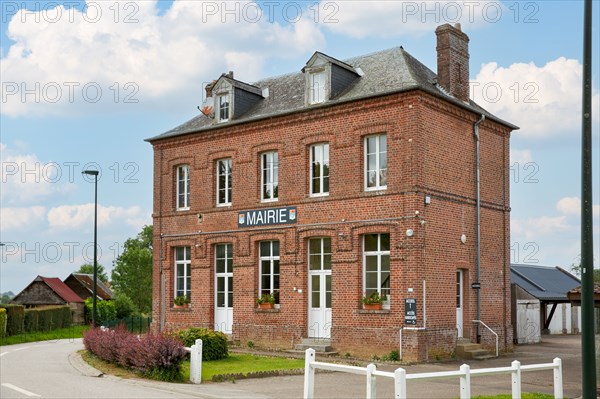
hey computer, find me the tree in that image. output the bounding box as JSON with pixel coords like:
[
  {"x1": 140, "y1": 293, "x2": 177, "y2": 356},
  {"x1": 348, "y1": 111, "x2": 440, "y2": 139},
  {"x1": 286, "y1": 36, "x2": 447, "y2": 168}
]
[
  {"x1": 570, "y1": 257, "x2": 600, "y2": 282},
  {"x1": 76, "y1": 263, "x2": 109, "y2": 284},
  {"x1": 111, "y1": 225, "x2": 153, "y2": 314}
]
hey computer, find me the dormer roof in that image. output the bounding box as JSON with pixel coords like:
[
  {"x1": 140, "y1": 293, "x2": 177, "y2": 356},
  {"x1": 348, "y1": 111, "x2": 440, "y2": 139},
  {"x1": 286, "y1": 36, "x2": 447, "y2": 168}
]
[{"x1": 301, "y1": 51, "x2": 359, "y2": 75}]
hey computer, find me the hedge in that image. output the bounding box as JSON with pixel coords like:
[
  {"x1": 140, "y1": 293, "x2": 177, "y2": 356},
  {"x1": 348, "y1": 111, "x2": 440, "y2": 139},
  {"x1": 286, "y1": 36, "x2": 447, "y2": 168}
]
[
  {"x1": 0, "y1": 308, "x2": 6, "y2": 338},
  {"x1": 24, "y1": 306, "x2": 72, "y2": 332},
  {"x1": 0, "y1": 304, "x2": 25, "y2": 336},
  {"x1": 174, "y1": 327, "x2": 229, "y2": 361}
]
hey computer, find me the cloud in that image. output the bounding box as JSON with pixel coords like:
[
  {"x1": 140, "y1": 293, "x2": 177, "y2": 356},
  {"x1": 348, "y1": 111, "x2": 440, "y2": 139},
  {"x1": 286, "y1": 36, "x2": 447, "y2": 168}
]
[
  {"x1": 557, "y1": 196, "x2": 600, "y2": 217},
  {"x1": 47, "y1": 203, "x2": 146, "y2": 229},
  {"x1": 319, "y1": 0, "x2": 500, "y2": 38},
  {"x1": 472, "y1": 57, "x2": 600, "y2": 138},
  {"x1": 510, "y1": 149, "x2": 533, "y2": 164},
  {"x1": 0, "y1": 206, "x2": 47, "y2": 231},
  {"x1": 1, "y1": 143, "x2": 74, "y2": 206},
  {"x1": 1, "y1": 0, "x2": 325, "y2": 116}
]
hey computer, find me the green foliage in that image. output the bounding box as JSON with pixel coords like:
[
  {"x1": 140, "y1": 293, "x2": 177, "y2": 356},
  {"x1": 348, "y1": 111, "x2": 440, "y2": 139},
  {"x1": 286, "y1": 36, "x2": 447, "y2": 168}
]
[
  {"x1": 174, "y1": 327, "x2": 229, "y2": 361},
  {"x1": 247, "y1": 341, "x2": 254, "y2": 348},
  {"x1": 76, "y1": 263, "x2": 109, "y2": 284},
  {"x1": 1, "y1": 292, "x2": 15, "y2": 304},
  {"x1": 0, "y1": 304, "x2": 25, "y2": 336},
  {"x1": 23, "y1": 306, "x2": 72, "y2": 332},
  {"x1": 84, "y1": 298, "x2": 117, "y2": 325},
  {"x1": 362, "y1": 292, "x2": 386, "y2": 305},
  {"x1": 382, "y1": 350, "x2": 400, "y2": 362},
  {"x1": 256, "y1": 293, "x2": 275, "y2": 305},
  {"x1": 111, "y1": 225, "x2": 153, "y2": 314},
  {"x1": 113, "y1": 293, "x2": 138, "y2": 319},
  {"x1": 0, "y1": 308, "x2": 6, "y2": 338},
  {"x1": 173, "y1": 295, "x2": 190, "y2": 306}
]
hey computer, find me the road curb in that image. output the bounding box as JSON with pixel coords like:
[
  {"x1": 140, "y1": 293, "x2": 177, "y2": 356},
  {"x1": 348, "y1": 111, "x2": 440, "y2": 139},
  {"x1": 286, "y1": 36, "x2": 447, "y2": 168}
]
[{"x1": 68, "y1": 351, "x2": 104, "y2": 377}]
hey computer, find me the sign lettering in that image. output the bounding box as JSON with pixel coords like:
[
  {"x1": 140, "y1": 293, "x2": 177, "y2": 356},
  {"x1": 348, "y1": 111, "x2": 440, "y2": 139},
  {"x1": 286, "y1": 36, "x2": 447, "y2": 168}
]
[{"x1": 238, "y1": 206, "x2": 297, "y2": 227}]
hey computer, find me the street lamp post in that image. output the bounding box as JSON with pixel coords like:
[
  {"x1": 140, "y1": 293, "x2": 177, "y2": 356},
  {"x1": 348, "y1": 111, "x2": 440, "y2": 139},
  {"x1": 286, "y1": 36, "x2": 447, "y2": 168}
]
[{"x1": 82, "y1": 170, "x2": 99, "y2": 328}]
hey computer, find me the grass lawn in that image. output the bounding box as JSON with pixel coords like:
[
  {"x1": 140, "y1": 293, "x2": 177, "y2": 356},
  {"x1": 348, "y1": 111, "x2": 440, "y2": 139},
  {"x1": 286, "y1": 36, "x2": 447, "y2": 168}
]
[
  {"x1": 184, "y1": 353, "x2": 305, "y2": 382},
  {"x1": 0, "y1": 325, "x2": 89, "y2": 346},
  {"x1": 470, "y1": 394, "x2": 554, "y2": 399}
]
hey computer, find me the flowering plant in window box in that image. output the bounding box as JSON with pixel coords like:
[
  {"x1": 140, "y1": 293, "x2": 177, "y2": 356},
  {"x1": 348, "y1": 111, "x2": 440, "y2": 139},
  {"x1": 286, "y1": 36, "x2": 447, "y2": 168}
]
[
  {"x1": 362, "y1": 292, "x2": 386, "y2": 310},
  {"x1": 256, "y1": 293, "x2": 276, "y2": 309},
  {"x1": 174, "y1": 295, "x2": 190, "y2": 308}
]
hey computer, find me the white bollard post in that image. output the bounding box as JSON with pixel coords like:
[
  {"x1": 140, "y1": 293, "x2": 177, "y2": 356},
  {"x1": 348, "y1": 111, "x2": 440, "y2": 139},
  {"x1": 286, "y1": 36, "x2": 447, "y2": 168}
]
[
  {"x1": 394, "y1": 367, "x2": 407, "y2": 399},
  {"x1": 366, "y1": 363, "x2": 377, "y2": 399},
  {"x1": 553, "y1": 358, "x2": 563, "y2": 399},
  {"x1": 189, "y1": 339, "x2": 203, "y2": 384},
  {"x1": 511, "y1": 360, "x2": 521, "y2": 399},
  {"x1": 303, "y1": 348, "x2": 316, "y2": 399},
  {"x1": 459, "y1": 364, "x2": 470, "y2": 399}
]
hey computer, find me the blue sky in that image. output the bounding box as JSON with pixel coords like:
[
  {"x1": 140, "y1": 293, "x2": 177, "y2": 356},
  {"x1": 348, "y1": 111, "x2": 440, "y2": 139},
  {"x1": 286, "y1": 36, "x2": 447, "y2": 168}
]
[{"x1": 1, "y1": 0, "x2": 599, "y2": 293}]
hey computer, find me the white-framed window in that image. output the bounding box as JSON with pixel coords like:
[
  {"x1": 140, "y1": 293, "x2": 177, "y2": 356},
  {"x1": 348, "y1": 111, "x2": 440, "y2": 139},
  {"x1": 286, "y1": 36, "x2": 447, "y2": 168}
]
[
  {"x1": 363, "y1": 234, "x2": 390, "y2": 307},
  {"x1": 259, "y1": 241, "x2": 280, "y2": 303},
  {"x1": 309, "y1": 238, "x2": 331, "y2": 271},
  {"x1": 261, "y1": 151, "x2": 279, "y2": 201},
  {"x1": 364, "y1": 134, "x2": 387, "y2": 190},
  {"x1": 217, "y1": 94, "x2": 230, "y2": 122},
  {"x1": 310, "y1": 143, "x2": 330, "y2": 196},
  {"x1": 217, "y1": 158, "x2": 232, "y2": 206},
  {"x1": 309, "y1": 71, "x2": 326, "y2": 104},
  {"x1": 175, "y1": 246, "x2": 191, "y2": 301},
  {"x1": 176, "y1": 165, "x2": 190, "y2": 210},
  {"x1": 215, "y1": 243, "x2": 233, "y2": 308}
]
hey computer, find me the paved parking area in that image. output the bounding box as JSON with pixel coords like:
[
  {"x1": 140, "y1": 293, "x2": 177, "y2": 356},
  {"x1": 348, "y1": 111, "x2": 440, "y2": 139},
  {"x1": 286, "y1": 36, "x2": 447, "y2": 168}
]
[{"x1": 228, "y1": 334, "x2": 584, "y2": 398}]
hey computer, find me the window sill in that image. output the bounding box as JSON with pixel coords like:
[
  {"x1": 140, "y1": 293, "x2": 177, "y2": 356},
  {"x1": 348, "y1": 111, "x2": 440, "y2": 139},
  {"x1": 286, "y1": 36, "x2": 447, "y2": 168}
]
[
  {"x1": 176, "y1": 207, "x2": 191, "y2": 212},
  {"x1": 254, "y1": 308, "x2": 280, "y2": 313},
  {"x1": 357, "y1": 309, "x2": 390, "y2": 314}
]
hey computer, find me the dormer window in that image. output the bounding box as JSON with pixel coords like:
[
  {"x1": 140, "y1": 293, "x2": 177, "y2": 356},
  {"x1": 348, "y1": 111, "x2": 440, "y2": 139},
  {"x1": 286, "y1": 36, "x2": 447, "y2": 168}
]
[
  {"x1": 309, "y1": 71, "x2": 326, "y2": 104},
  {"x1": 217, "y1": 93, "x2": 230, "y2": 122}
]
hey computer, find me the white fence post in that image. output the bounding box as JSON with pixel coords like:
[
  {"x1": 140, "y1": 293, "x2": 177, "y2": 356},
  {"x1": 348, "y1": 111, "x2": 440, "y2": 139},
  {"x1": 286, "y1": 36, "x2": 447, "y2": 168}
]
[
  {"x1": 511, "y1": 360, "x2": 521, "y2": 399},
  {"x1": 189, "y1": 339, "x2": 202, "y2": 384},
  {"x1": 304, "y1": 348, "x2": 316, "y2": 399},
  {"x1": 394, "y1": 367, "x2": 407, "y2": 399},
  {"x1": 459, "y1": 364, "x2": 470, "y2": 399},
  {"x1": 553, "y1": 357, "x2": 563, "y2": 399},
  {"x1": 366, "y1": 363, "x2": 377, "y2": 399}
]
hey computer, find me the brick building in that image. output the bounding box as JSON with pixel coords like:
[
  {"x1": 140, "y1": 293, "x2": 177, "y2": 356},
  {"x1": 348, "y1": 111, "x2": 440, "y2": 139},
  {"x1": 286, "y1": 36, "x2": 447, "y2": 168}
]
[{"x1": 147, "y1": 23, "x2": 517, "y2": 360}]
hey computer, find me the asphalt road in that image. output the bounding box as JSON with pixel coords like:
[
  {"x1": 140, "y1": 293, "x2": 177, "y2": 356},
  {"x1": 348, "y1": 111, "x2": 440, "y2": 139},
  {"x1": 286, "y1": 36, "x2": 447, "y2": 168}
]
[{"x1": 0, "y1": 335, "x2": 586, "y2": 398}]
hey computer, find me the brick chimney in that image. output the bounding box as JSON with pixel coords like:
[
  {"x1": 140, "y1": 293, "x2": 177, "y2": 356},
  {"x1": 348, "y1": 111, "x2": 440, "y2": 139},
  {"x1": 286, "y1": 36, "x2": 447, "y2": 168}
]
[{"x1": 436, "y1": 23, "x2": 470, "y2": 102}]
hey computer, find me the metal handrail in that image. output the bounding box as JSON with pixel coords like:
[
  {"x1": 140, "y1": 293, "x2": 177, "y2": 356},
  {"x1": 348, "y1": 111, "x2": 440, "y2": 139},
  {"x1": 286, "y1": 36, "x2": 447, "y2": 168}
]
[{"x1": 472, "y1": 320, "x2": 498, "y2": 357}]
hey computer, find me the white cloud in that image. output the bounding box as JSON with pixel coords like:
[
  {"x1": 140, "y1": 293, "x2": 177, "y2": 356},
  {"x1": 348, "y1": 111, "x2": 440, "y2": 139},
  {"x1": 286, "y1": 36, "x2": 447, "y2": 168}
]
[
  {"x1": 1, "y1": 143, "x2": 74, "y2": 206},
  {"x1": 47, "y1": 203, "x2": 146, "y2": 229},
  {"x1": 319, "y1": 0, "x2": 499, "y2": 38},
  {"x1": 472, "y1": 57, "x2": 600, "y2": 138},
  {"x1": 0, "y1": 206, "x2": 47, "y2": 231},
  {"x1": 510, "y1": 149, "x2": 533, "y2": 164},
  {"x1": 511, "y1": 215, "x2": 571, "y2": 240},
  {"x1": 1, "y1": 0, "x2": 325, "y2": 116},
  {"x1": 557, "y1": 196, "x2": 600, "y2": 217}
]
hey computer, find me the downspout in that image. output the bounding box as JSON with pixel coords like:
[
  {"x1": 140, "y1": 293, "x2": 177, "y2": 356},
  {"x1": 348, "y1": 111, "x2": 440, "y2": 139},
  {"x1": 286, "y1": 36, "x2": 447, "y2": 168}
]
[
  {"x1": 159, "y1": 146, "x2": 166, "y2": 332},
  {"x1": 474, "y1": 114, "x2": 485, "y2": 343}
]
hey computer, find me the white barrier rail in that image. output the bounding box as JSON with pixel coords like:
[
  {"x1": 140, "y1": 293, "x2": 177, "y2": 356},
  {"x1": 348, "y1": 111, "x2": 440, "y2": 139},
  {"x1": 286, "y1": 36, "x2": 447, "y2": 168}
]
[
  {"x1": 184, "y1": 339, "x2": 202, "y2": 384},
  {"x1": 473, "y1": 320, "x2": 499, "y2": 357},
  {"x1": 303, "y1": 348, "x2": 563, "y2": 399}
]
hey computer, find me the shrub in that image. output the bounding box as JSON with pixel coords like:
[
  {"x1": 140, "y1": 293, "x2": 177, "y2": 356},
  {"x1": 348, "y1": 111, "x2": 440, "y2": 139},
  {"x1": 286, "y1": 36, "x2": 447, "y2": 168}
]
[
  {"x1": 113, "y1": 293, "x2": 138, "y2": 319},
  {"x1": 0, "y1": 304, "x2": 25, "y2": 336},
  {"x1": 0, "y1": 308, "x2": 6, "y2": 338},
  {"x1": 174, "y1": 327, "x2": 229, "y2": 361},
  {"x1": 84, "y1": 325, "x2": 187, "y2": 381},
  {"x1": 84, "y1": 298, "x2": 117, "y2": 325}
]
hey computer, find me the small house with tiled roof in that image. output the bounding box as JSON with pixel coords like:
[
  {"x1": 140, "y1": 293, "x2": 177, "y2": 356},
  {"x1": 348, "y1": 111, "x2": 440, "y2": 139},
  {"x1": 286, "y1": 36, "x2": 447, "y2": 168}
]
[
  {"x1": 64, "y1": 273, "x2": 114, "y2": 302},
  {"x1": 11, "y1": 276, "x2": 85, "y2": 324}
]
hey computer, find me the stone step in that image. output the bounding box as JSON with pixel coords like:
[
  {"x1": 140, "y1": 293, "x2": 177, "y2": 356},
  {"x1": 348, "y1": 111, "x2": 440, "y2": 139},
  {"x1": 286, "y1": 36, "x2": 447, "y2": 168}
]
[
  {"x1": 455, "y1": 341, "x2": 493, "y2": 360},
  {"x1": 286, "y1": 349, "x2": 339, "y2": 357},
  {"x1": 295, "y1": 339, "x2": 333, "y2": 353},
  {"x1": 472, "y1": 354, "x2": 496, "y2": 361}
]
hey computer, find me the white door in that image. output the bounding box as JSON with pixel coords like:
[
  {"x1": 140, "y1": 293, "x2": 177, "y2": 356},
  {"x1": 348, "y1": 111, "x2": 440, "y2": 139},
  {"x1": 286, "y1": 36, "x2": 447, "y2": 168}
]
[
  {"x1": 308, "y1": 238, "x2": 332, "y2": 339},
  {"x1": 215, "y1": 244, "x2": 233, "y2": 334},
  {"x1": 456, "y1": 270, "x2": 463, "y2": 337}
]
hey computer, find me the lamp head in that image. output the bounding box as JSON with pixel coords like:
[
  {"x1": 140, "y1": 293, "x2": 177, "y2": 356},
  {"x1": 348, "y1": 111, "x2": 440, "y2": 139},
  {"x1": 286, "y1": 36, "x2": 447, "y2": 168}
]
[{"x1": 82, "y1": 170, "x2": 99, "y2": 176}]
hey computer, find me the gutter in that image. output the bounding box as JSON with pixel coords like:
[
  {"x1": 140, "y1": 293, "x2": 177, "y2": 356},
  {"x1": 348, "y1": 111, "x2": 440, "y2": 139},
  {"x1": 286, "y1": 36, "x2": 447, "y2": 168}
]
[{"x1": 474, "y1": 114, "x2": 485, "y2": 343}]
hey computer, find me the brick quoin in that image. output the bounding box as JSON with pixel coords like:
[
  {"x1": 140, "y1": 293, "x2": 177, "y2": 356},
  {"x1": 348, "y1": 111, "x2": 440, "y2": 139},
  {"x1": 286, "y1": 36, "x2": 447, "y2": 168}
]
[{"x1": 147, "y1": 24, "x2": 516, "y2": 361}]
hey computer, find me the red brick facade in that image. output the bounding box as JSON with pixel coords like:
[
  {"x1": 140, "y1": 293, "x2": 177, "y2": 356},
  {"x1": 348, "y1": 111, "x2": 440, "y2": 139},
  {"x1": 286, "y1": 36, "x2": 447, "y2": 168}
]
[{"x1": 149, "y1": 25, "x2": 514, "y2": 361}]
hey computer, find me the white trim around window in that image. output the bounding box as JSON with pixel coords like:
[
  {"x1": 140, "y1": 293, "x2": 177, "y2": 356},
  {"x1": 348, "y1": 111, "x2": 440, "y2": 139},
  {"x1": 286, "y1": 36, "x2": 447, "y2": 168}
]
[
  {"x1": 216, "y1": 158, "x2": 232, "y2": 207},
  {"x1": 364, "y1": 134, "x2": 387, "y2": 191},
  {"x1": 363, "y1": 234, "x2": 390, "y2": 308},
  {"x1": 176, "y1": 165, "x2": 190, "y2": 211},
  {"x1": 174, "y1": 246, "x2": 191, "y2": 301},
  {"x1": 310, "y1": 143, "x2": 330, "y2": 197},
  {"x1": 259, "y1": 241, "x2": 280, "y2": 304},
  {"x1": 261, "y1": 151, "x2": 279, "y2": 202},
  {"x1": 217, "y1": 93, "x2": 230, "y2": 122}
]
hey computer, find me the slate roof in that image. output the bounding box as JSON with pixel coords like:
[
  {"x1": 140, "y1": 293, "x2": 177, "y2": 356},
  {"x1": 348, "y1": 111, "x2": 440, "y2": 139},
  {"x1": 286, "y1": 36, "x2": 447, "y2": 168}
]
[
  {"x1": 510, "y1": 264, "x2": 581, "y2": 302},
  {"x1": 67, "y1": 273, "x2": 114, "y2": 300},
  {"x1": 147, "y1": 47, "x2": 518, "y2": 142}
]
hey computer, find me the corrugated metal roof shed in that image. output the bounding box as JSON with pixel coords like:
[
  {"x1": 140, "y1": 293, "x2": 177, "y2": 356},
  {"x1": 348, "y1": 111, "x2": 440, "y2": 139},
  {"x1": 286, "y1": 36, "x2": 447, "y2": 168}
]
[{"x1": 510, "y1": 264, "x2": 581, "y2": 301}]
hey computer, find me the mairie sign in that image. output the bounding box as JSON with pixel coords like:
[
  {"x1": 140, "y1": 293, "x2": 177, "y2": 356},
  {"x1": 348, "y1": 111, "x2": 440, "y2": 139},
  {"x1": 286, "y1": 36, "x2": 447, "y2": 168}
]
[{"x1": 238, "y1": 206, "x2": 297, "y2": 227}]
